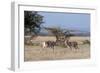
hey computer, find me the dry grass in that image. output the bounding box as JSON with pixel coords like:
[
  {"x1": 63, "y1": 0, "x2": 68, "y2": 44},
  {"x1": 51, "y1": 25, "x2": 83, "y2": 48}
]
[{"x1": 24, "y1": 36, "x2": 90, "y2": 61}]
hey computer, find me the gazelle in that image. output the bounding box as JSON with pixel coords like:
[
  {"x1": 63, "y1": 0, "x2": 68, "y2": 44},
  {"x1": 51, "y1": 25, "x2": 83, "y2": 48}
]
[{"x1": 65, "y1": 40, "x2": 79, "y2": 50}]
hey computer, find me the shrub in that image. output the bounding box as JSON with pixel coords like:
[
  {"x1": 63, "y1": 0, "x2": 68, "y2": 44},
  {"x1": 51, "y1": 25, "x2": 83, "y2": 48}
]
[{"x1": 83, "y1": 40, "x2": 90, "y2": 45}]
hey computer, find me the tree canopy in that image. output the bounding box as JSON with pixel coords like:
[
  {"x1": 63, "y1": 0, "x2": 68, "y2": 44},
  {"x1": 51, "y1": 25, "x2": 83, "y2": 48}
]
[
  {"x1": 44, "y1": 27, "x2": 74, "y2": 41},
  {"x1": 24, "y1": 11, "x2": 44, "y2": 35}
]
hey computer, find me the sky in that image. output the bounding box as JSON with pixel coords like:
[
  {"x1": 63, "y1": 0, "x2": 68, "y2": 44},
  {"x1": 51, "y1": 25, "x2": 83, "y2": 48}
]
[{"x1": 38, "y1": 11, "x2": 90, "y2": 32}]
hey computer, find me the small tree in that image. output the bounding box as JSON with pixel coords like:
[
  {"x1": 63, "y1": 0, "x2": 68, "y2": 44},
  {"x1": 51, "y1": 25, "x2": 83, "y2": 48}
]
[
  {"x1": 24, "y1": 11, "x2": 44, "y2": 36},
  {"x1": 24, "y1": 11, "x2": 44, "y2": 45},
  {"x1": 44, "y1": 27, "x2": 73, "y2": 42}
]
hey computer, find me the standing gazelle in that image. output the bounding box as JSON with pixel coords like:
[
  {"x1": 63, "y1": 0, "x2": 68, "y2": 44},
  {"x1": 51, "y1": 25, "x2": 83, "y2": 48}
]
[{"x1": 65, "y1": 40, "x2": 79, "y2": 50}]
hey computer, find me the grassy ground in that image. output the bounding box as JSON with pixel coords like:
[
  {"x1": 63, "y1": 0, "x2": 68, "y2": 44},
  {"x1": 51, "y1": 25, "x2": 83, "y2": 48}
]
[{"x1": 24, "y1": 36, "x2": 90, "y2": 61}]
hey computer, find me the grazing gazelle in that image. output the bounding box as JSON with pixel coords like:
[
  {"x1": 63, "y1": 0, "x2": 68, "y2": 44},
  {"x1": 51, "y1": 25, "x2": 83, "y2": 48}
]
[
  {"x1": 46, "y1": 41, "x2": 56, "y2": 49},
  {"x1": 65, "y1": 40, "x2": 79, "y2": 50},
  {"x1": 41, "y1": 41, "x2": 56, "y2": 51}
]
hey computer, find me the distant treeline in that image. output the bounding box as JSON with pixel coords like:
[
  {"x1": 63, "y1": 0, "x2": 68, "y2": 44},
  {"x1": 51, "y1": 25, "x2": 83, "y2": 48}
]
[{"x1": 38, "y1": 32, "x2": 90, "y2": 36}]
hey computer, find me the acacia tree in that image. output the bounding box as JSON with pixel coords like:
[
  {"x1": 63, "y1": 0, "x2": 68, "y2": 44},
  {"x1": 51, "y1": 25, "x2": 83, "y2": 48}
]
[
  {"x1": 47, "y1": 27, "x2": 64, "y2": 41},
  {"x1": 24, "y1": 11, "x2": 44, "y2": 36},
  {"x1": 44, "y1": 27, "x2": 73, "y2": 42}
]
